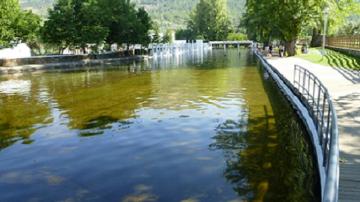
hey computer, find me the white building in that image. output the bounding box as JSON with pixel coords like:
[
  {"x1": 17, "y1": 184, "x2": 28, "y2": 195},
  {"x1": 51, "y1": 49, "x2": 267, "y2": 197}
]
[{"x1": 0, "y1": 43, "x2": 31, "y2": 59}]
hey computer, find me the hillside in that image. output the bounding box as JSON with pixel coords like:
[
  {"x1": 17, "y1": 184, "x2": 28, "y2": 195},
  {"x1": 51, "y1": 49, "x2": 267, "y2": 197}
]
[{"x1": 19, "y1": 0, "x2": 246, "y2": 30}]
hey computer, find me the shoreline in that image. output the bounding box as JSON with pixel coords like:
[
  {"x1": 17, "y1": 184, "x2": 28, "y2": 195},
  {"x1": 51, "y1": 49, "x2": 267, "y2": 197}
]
[
  {"x1": 0, "y1": 55, "x2": 148, "y2": 74},
  {"x1": 254, "y1": 50, "x2": 327, "y2": 199},
  {"x1": 260, "y1": 53, "x2": 360, "y2": 202}
]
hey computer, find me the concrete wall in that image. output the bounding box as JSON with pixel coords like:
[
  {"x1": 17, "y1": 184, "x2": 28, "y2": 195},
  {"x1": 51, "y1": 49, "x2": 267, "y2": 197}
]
[{"x1": 0, "y1": 51, "x2": 129, "y2": 67}]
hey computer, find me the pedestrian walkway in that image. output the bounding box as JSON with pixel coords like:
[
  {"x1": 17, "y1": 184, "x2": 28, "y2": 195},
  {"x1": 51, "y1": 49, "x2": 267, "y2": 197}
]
[{"x1": 265, "y1": 56, "x2": 360, "y2": 202}]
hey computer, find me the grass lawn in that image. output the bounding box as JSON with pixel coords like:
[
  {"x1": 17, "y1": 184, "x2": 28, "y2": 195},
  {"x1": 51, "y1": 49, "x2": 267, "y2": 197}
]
[{"x1": 296, "y1": 48, "x2": 360, "y2": 70}]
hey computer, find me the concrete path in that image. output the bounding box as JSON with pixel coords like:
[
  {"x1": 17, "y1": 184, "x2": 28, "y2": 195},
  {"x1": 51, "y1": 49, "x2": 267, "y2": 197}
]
[{"x1": 265, "y1": 56, "x2": 360, "y2": 202}]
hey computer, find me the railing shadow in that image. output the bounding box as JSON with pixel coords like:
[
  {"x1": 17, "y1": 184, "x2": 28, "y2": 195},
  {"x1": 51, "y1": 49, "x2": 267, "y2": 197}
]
[{"x1": 323, "y1": 52, "x2": 360, "y2": 84}]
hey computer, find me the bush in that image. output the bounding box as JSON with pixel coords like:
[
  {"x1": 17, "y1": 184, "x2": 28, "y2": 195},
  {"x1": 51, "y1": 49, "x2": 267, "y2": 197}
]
[{"x1": 227, "y1": 33, "x2": 248, "y2": 41}]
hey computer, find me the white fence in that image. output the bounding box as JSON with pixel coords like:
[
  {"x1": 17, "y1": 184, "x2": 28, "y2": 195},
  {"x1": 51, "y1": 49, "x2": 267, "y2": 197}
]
[{"x1": 149, "y1": 41, "x2": 212, "y2": 58}]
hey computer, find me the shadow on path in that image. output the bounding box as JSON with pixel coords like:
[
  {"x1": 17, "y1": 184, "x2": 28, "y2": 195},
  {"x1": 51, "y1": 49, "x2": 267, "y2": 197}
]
[
  {"x1": 334, "y1": 93, "x2": 360, "y2": 201},
  {"x1": 323, "y1": 53, "x2": 360, "y2": 84}
]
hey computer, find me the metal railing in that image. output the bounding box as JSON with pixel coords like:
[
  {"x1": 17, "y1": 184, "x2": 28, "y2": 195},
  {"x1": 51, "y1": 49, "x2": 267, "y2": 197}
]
[{"x1": 293, "y1": 65, "x2": 339, "y2": 202}]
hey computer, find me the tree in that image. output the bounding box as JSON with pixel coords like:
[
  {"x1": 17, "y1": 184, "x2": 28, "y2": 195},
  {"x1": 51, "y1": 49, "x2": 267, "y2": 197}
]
[
  {"x1": 42, "y1": 0, "x2": 108, "y2": 53},
  {"x1": 227, "y1": 32, "x2": 247, "y2": 41},
  {"x1": 188, "y1": 0, "x2": 231, "y2": 41},
  {"x1": 15, "y1": 10, "x2": 42, "y2": 51},
  {"x1": 277, "y1": 0, "x2": 322, "y2": 56},
  {"x1": 244, "y1": 0, "x2": 322, "y2": 56},
  {"x1": 42, "y1": 0, "x2": 77, "y2": 52},
  {"x1": 42, "y1": 0, "x2": 153, "y2": 53},
  {"x1": 76, "y1": 0, "x2": 109, "y2": 51},
  {"x1": 0, "y1": 0, "x2": 41, "y2": 48},
  {"x1": 151, "y1": 23, "x2": 161, "y2": 43},
  {"x1": 242, "y1": 0, "x2": 278, "y2": 46},
  {"x1": 0, "y1": 0, "x2": 20, "y2": 47},
  {"x1": 161, "y1": 30, "x2": 173, "y2": 43},
  {"x1": 175, "y1": 29, "x2": 196, "y2": 40},
  {"x1": 98, "y1": 0, "x2": 135, "y2": 46},
  {"x1": 131, "y1": 8, "x2": 152, "y2": 46},
  {"x1": 310, "y1": 0, "x2": 360, "y2": 47}
]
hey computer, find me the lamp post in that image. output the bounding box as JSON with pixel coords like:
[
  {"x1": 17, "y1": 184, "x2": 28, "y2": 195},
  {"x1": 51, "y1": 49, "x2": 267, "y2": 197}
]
[{"x1": 322, "y1": 7, "x2": 330, "y2": 53}]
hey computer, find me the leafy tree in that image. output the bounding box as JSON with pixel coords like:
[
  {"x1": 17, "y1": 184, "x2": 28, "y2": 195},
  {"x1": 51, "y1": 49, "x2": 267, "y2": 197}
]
[
  {"x1": 98, "y1": 0, "x2": 135, "y2": 46},
  {"x1": 98, "y1": 0, "x2": 151, "y2": 49},
  {"x1": 131, "y1": 8, "x2": 152, "y2": 46},
  {"x1": 77, "y1": 0, "x2": 109, "y2": 50},
  {"x1": 0, "y1": 0, "x2": 20, "y2": 47},
  {"x1": 244, "y1": 0, "x2": 321, "y2": 56},
  {"x1": 0, "y1": 0, "x2": 41, "y2": 48},
  {"x1": 42, "y1": 0, "x2": 153, "y2": 53},
  {"x1": 227, "y1": 32, "x2": 247, "y2": 41},
  {"x1": 337, "y1": 21, "x2": 360, "y2": 35},
  {"x1": 242, "y1": 0, "x2": 278, "y2": 46},
  {"x1": 42, "y1": 0, "x2": 77, "y2": 52},
  {"x1": 175, "y1": 29, "x2": 196, "y2": 40},
  {"x1": 42, "y1": 0, "x2": 108, "y2": 53},
  {"x1": 309, "y1": 0, "x2": 360, "y2": 46},
  {"x1": 15, "y1": 10, "x2": 42, "y2": 50},
  {"x1": 151, "y1": 23, "x2": 161, "y2": 43},
  {"x1": 161, "y1": 30, "x2": 172, "y2": 43},
  {"x1": 188, "y1": 0, "x2": 231, "y2": 41},
  {"x1": 21, "y1": 0, "x2": 247, "y2": 31},
  {"x1": 212, "y1": 0, "x2": 231, "y2": 40},
  {"x1": 277, "y1": 0, "x2": 322, "y2": 55}
]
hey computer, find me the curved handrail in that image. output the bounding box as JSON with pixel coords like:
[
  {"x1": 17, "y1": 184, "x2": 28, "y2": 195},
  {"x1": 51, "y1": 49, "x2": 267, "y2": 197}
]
[
  {"x1": 293, "y1": 65, "x2": 339, "y2": 202},
  {"x1": 253, "y1": 48, "x2": 339, "y2": 202}
]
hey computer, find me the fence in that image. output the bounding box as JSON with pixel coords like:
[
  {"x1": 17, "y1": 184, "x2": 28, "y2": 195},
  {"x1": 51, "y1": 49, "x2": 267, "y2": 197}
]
[
  {"x1": 326, "y1": 35, "x2": 360, "y2": 50},
  {"x1": 149, "y1": 42, "x2": 212, "y2": 58},
  {"x1": 254, "y1": 48, "x2": 339, "y2": 202},
  {"x1": 293, "y1": 65, "x2": 339, "y2": 202}
]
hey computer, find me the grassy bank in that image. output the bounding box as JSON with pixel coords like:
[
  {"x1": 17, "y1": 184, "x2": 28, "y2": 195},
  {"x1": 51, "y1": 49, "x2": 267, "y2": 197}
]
[{"x1": 296, "y1": 48, "x2": 360, "y2": 70}]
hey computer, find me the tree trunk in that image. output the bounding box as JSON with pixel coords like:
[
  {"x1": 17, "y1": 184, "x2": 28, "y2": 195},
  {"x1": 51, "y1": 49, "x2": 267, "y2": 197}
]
[
  {"x1": 126, "y1": 43, "x2": 130, "y2": 56},
  {"x1": 285, "y1": 40, "x2": 296, "y2": 56},
  {"x1": 310, "y1": 28, "x2": 322, "y2": 47}
]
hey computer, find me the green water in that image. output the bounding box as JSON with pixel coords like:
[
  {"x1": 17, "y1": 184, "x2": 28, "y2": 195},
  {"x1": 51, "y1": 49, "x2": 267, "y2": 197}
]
[{"x1": 0, "y1": 49, "x2": 318, "y2": 201}]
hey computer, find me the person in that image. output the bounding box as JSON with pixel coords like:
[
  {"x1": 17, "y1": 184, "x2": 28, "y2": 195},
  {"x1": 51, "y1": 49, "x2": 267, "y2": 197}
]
[
  {"x1": 301, "y1": 44, "x2": 308, "y2": 54},
  {"x1": 264, "y1": 46, "x2": 269, "y2": 55},
  {"x1": 279, "y1": 45, "x2": 284, "y2": 57},
  {"x1": 269, "y1": 44, "x2": 273, "y2": 56}
]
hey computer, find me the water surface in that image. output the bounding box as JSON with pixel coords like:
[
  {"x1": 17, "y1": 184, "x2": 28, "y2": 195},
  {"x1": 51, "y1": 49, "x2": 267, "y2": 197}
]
[{"x1": 0, "y1": 49, "x2": 318, "y2": 201}]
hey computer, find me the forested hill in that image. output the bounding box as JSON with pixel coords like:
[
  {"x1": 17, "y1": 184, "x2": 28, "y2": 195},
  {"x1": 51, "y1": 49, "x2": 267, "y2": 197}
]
[{"x1": 19, "y1": 0, "x2": 246, "y2": 30}]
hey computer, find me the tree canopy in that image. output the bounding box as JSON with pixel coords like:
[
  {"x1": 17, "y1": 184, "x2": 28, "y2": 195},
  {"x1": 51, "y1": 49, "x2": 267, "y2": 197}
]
[
  {"x1": 20, "y1": 0, "x2": 246, "y2": 31},
  {"x1": 188, "y1": 0, "x2": 231, "y2": 41},
  {"x1": 242, "y1": 0, "x2": 360, "y2": 55},
  {"x1": 243, "y1": 0, "x2": 322, "y2": 56},
  {"x1": 42, "y1": 0, "x2": 152, "y2": 52},
  {"x1": 0, "y1": 0, "x2": 41, "y2": 47}
]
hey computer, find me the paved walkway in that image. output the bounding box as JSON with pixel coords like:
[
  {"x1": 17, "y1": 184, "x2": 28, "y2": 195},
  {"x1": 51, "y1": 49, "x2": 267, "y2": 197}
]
[{"x1": 265, "y1": 56, "x2": 360, "y2": 202}]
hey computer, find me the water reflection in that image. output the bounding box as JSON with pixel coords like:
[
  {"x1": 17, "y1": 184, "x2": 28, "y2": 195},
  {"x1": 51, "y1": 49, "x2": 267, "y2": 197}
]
[
  {"x1": 43, "y1": 70, "x2": 153, "y2": 130},
  {"x1": 0, "y1": 49, "x2": 317, "y2": 201},
  {"x1": 0, "y1": 77, "x2": 52, "y2": 149},
  {"x1": 210, "y1": 67, "x2": 318, "y2": 201}
]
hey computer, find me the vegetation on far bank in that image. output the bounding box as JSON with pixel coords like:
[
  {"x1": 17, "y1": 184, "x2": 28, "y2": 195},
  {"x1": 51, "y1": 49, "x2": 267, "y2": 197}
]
[
  {"x1": 243, "y1": 0, "x2": 360, "y2": 56},
  {"x1": 2, "y1": 0, "x2": 360, "y2": 58},
  {"x1": 0, "y1": 0, "x2": 41, "y2": 48},
  {"x1": 20, "y1": 0, "x2": 246, "y2": 31},
  {"x1": 1, "y1": 0, "x2": 167, "y2": 55}
]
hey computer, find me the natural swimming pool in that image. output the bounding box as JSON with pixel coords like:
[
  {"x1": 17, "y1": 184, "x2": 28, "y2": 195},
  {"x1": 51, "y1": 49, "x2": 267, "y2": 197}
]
[{"x1": 0, "y1": 49, "x2": 318, "y2": 201}]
